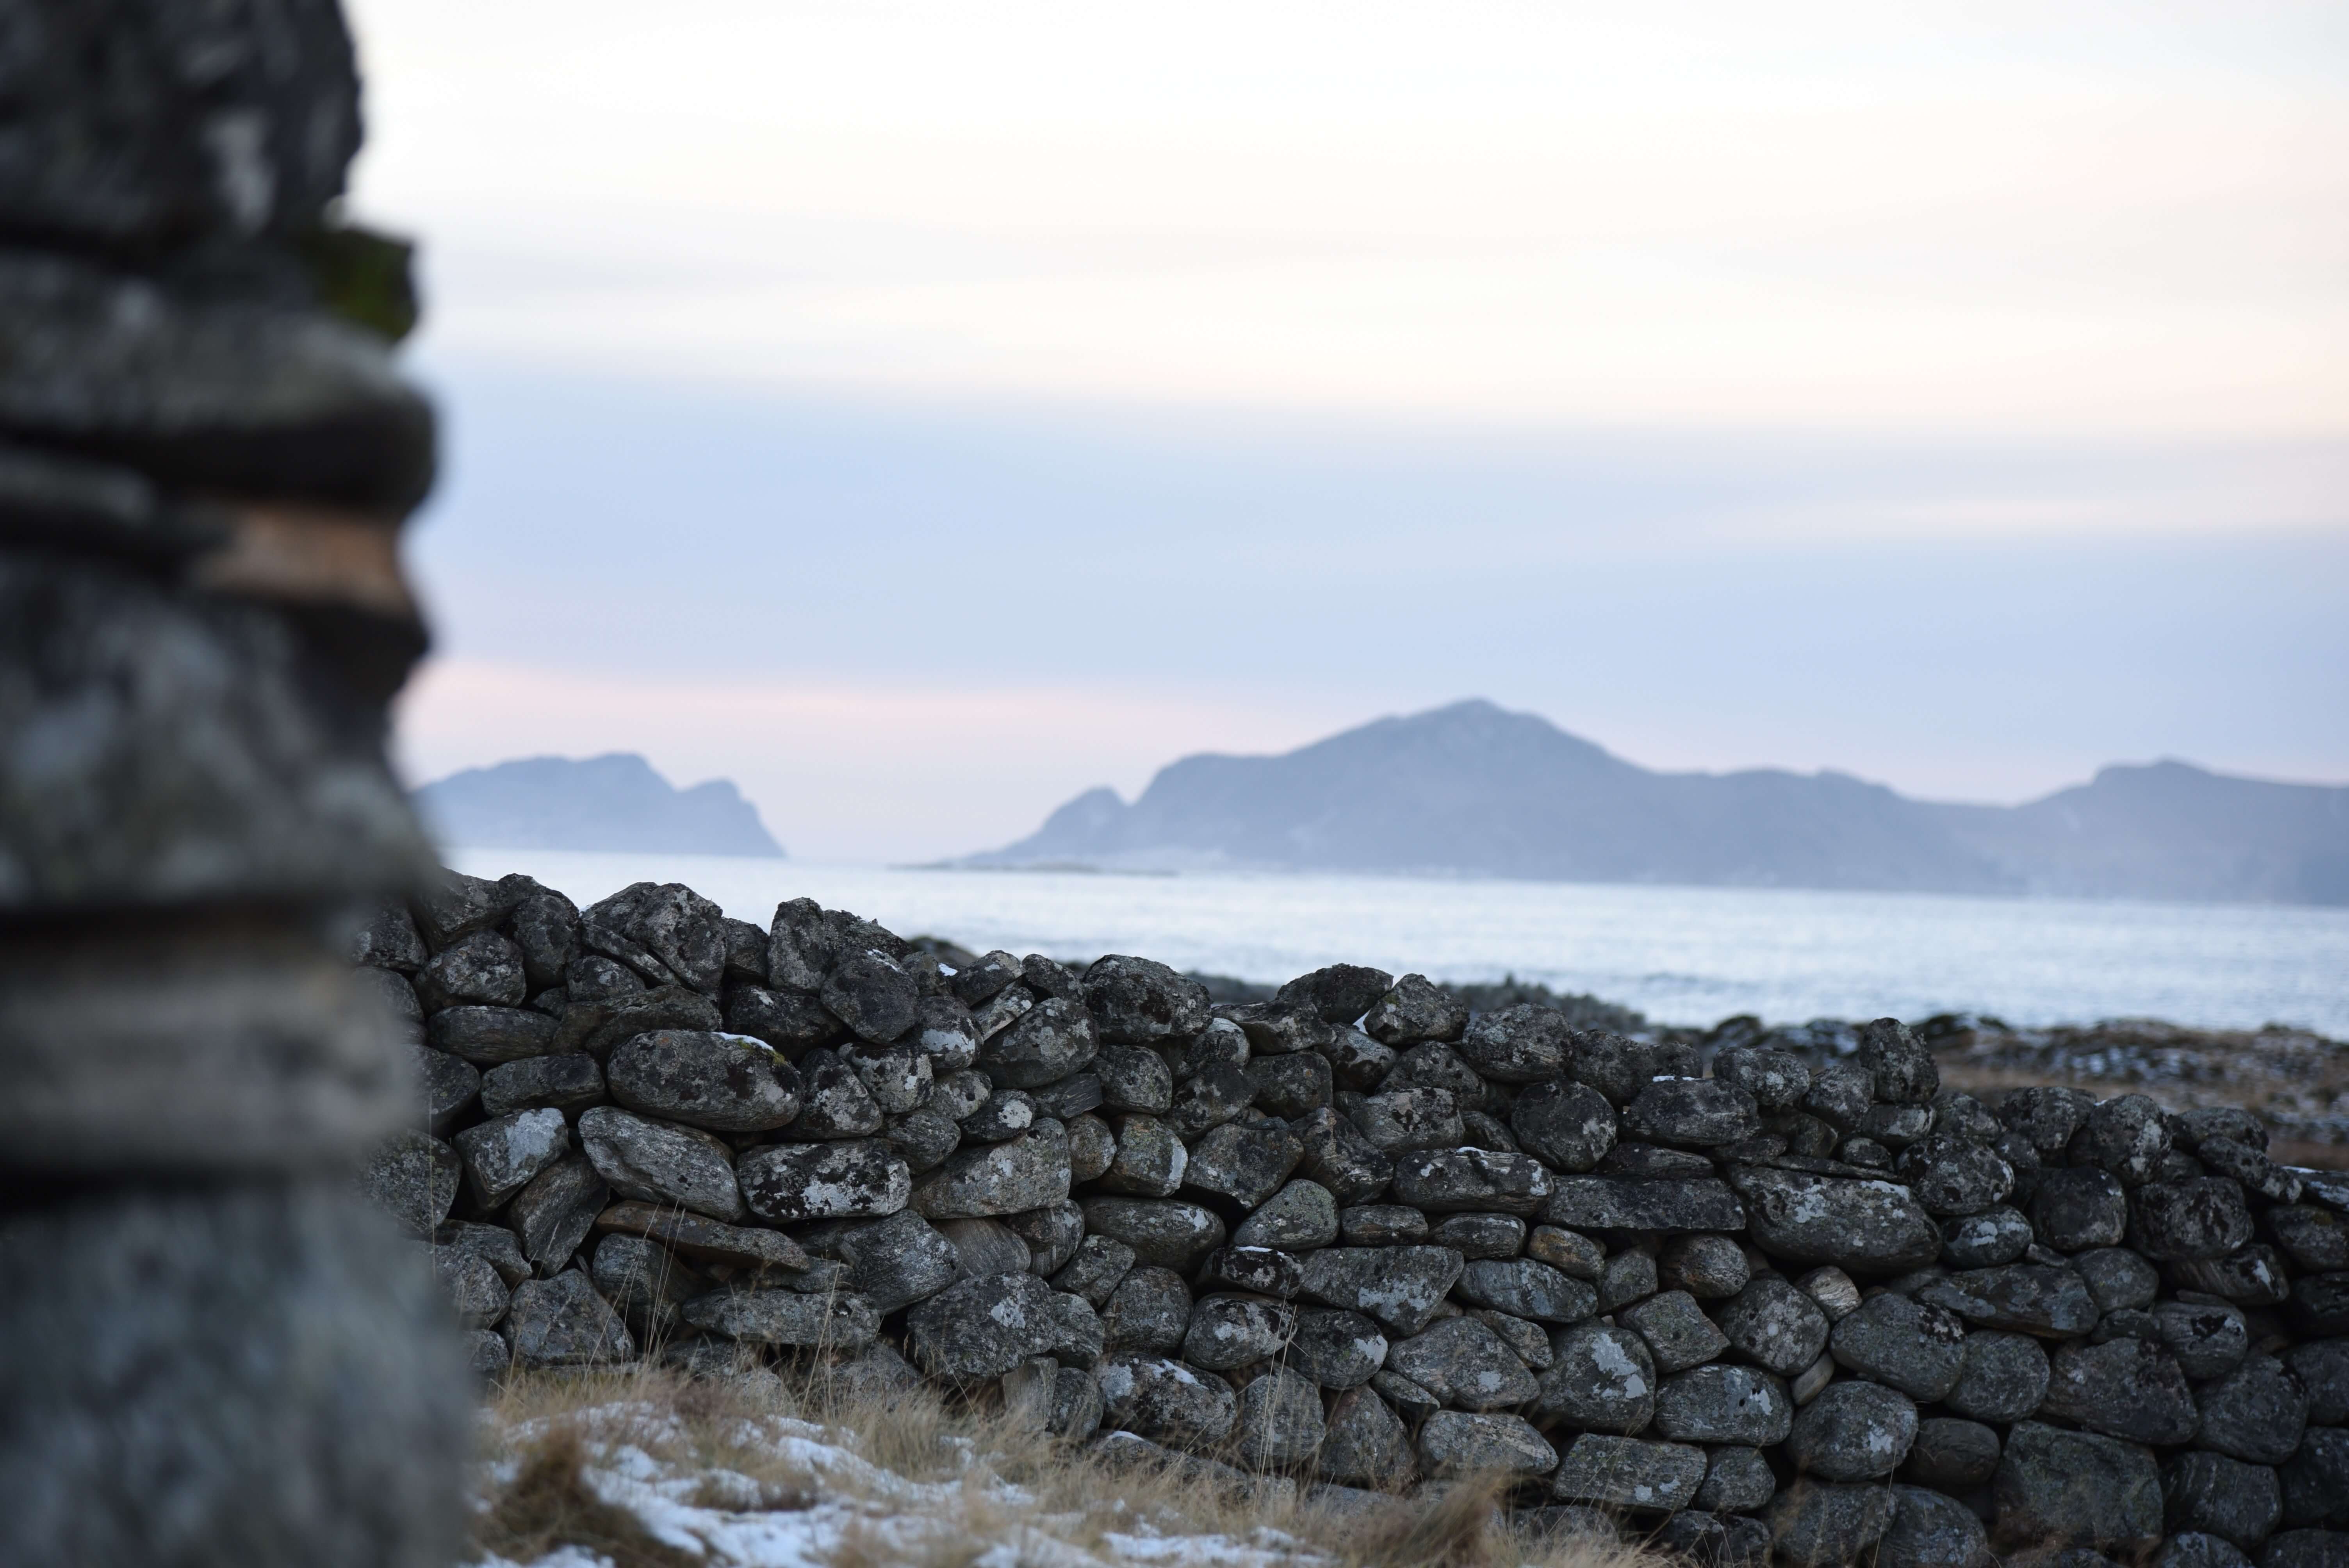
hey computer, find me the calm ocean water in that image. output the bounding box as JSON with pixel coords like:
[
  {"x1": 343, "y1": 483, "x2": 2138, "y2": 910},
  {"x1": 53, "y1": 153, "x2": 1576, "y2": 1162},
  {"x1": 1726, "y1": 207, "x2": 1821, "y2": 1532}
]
[{"x1": 444, "y1": 850, "x2": 2349, "y2": 1038}]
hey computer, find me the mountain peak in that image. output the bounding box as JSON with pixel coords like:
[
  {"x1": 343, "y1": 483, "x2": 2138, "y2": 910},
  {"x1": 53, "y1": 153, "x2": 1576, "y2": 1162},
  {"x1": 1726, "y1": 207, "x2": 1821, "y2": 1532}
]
[
  {"x1": 961, "y1": 702, "x2": 2349, "y2": 904},
  {"x1": 414, "y1": 752, "x2": 786, "y2": 857}
]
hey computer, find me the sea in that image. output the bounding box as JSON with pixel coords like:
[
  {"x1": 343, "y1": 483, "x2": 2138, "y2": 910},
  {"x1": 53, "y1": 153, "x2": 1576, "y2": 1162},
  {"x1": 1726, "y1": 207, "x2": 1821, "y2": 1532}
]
[{"x1": 444, "y1": 851, "x2": 2349, "y2": 1039}]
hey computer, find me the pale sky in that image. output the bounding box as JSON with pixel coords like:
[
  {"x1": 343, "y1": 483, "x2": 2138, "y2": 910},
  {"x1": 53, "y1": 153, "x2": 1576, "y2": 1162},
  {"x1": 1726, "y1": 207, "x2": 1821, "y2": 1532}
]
[{"x1": 348, "y1": 1, "x2": 2349, "y2": 861}]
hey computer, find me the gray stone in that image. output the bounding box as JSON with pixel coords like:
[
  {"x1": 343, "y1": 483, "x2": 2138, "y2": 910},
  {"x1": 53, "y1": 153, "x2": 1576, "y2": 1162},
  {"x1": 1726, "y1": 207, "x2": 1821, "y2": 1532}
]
[
  {"x1": 1050, "y1": 1233, "x2": 1135, "y2": 1307},
  {"x1": 820, "y1": 947, "x2": 921, "y2": 1046},
  {"x1": 1200, "y1": 1245, "x2": 1304, "y2": 1299},
  {"x1": 1855, "y1": 1017, "x2": 1937, "y2": 1104},
  {"x1": 682, "y1": 1288, "x2": 879, "y2": 1350},
  {"x1": 1081, "y1": 1197, "x2": 1226, "y2": 1271},
  {"x1": 1727, "y1": 1166, "x2": 1941, "y2": 1273},
  {"x1": 912, "y1": 1120, "x2": 1071, "y2": 1219},
  {"x1": 1622, "y1": 1290, "x2": 1731, "y2": 1373},
  {"x1": 1418, "y1": 1411, "x2": 1557, "y2": 1479},
  {"x1": 415, "y1": 931, "x2": 526, "y2": 1012},
  {"x1": 2174, "y1": 1243, "x2": 2294, "y2": 1307},
  {"x1": 2043, "y1": 1337, "x2": 2201, "y2": 1445},
  {"x1": 2167, "y1": 1450, "x2": 2283, "y2": 1550},
  {"x1": 454, "y1": 1108, "x2": 570, "y2": 1210},
  {"x1": 1526, "y1": 1224, "x2": 1605, "y2": 1279},
  {"x1": 1535, "y1": 1324, "x2": 1658, "y2": 1432},
  {"x1": 2261, "y1": 1531, "x2": 2349, "y2": 1568},
  {"x1": 1235, "y1": 1367, "x2": 1326, "y2": 1468},
  {"x1": 508, "y1": 1155, "x2": 609, "y2": 1274},
  {"x1": 1786, "y1": 1379, "x2": 1917, "y2": 1480},
  {"x1": 1829, "y1": 1292, "x2": 1967, "y2": 1402},
  {"x1": 576, "y1": 1106, "x2": 744, "y2": 1221},
  {"x1": 465, "y1": 1329, "x2": 511, "y2": 1379},
  {"x1": 1550, "y1": 1433, "x2": 1701, "y2": 1509},
  {"x1": 1469, "y1": 1308, "x2": 1551, "y2": 1369},
  {"x1": 1184, "y1": 1120, "x2": 1304, "y2": 1208},
  {"x1": 2198, "y1": 1356, "x2": 2308, "y2": 1466},
  {"x1": 593, "y1": 1200, "x2": 811, "y2": 1277},
  {"x1": 1003, "y1": 1199, "x2": 1085, "y2": 1276},
  {"x1": 1510, "y1": 1080, "x2": 1619, "y2": 1172},
  {"x1": 1391, "y1": 1148, "x2": 1553, "y2": 1215},
  {"x1": 800, "y1": 1211, "x2": 954, "y2": 1313},
  {"x1": 2151, "y1": 1295, "x2": 2246, "y2": 1370},
  {"x1": 358, "y1": 1129, "x2": 461, "y2": 1238},
  {"x1": 1454, "y1": 1257, "x2": 1596, "y2": 1324},
  {"x1": 907, "y1": 994, "x2": 982, "y2": 1075},
  {"x1": 2133, "y1": 1176, "x2": 2257, "y2": 1261},
  {"x1": 2281, "y1": 1430, "x2": 2349, "y2": 1530},
  {"x1": 737, "y1": 1139, "x2": 910, "y2": 1223},
  {"x1": 583, "y1": 883, "x2": 731, "y2": 996},
  {"x1": 1374, "y1": 1368, "x2": 1441, "y2": 1423},
  {"x1": 1234, "y1": 1179, "x2": 1340, "y2": 1251},
  {"x1": 1659, "y1": 1233, "x2": 1750, "y2": 1299},
  {"x1": 720, "y1": 984, "x2": 845, "y2": 1055},
  {"x1": 1290, "y1": 1308, "x2": 1389, "y2": 1389},
  {"x1": 430, "y1": 1005, "x2": 559, "y2": 1065},
  {"x1": 1083, "y1": 955, "x2": 1212, "y2": 1044},
  {"x1": 2161, "y1": 1534, "x2": 2258, "y2": 1568},
  {"x1": 1994, "y1": 1421, "x2": 2164, "y2": 1553},
  {"x1": 437, "y1": 1220, "x2": 533, "y2": 1288},
  {"x1": 1095, "y1": 1353, "x2": 1237, "y2": 1450},
  {"x1": 1455, "y1": 1004, "x2": 1572, "y2": 1082},
  {"x1": 1623, "y1": 1079, "x2": 1761, "y2": 1149},
  {"x1": 880, "y1": 1104, "x2": 962, "y2": 1176},
  {"x1": 1319, "y1": 1385, "x2": 1415, "y2": 1486},
  {"x1": 355, "y1": 903, "x2": 430, "y2": 973},
  {"x1": 1716, "y1": 1276, "x2": 1831, "y2": 1377},
  {"x1": 1297, "y1": 1245, "x2": 1464, "y2": 1335},
  {"x1": 1165, "y1": 1062, "x2": 1255, "y2": 1138},
  {"x1": 1916, "y1": 1263, "x2": 2099, "y2": 1337},
  {"x1": 2270, "y1": 1206, "x2": 2349, "y2": 1274},
  {"x1": 1342, "y1": 1087, "x2": 1465, "y2": 1153},
  {"x1": 1905, "y1": 1417, "x2": 2001, "y2": 1491},
  {"x1": 2077, "y1": 1245, "x2": 2162, "y2": 1312},
  {"x1": 1389, "y1": 1317, "x2": 1540, "y2": 1411},
  {"x1": 1181, "y1": 1293, "x2": 1296, "y2": 1372},
  {"x1": 843, "y1": 1038, "x2": 934, "y2": 1116},
  {"x1": 1065, "y1": 1111, "x2": 1115, "y2": 1183},
  {"x1": 1365, "y1": 975, "x2": 1470, "y2": 1046},
  {"x1": 2077, "y1": 1093, "x2": 2173, "y2": 1185},
  {"x1": 431, "y1": 1247, "x2": 511, "y2": 1330},
  {"x1": 1316, "y1": 1027, "x2": 1396, "y2": 1092},
  {"x1": 902, "y1": 1270, "x2": 1058, "y2": 1379},
  {"x1": 1697, "y1": 1445, "x2": 1778, "y2": 1511},
  {"x1": 1946, "y1": 1330, "x2": 2051, "y2": 1422},
  {"x1": 1766, "y1": 1479, "x2": 1898, "y2": 1568},
  {"x1": 1100, "y1": 1266, "x2": 1192, "y2": 1353},
  {"x1": 1296, "y1": 1106, "x2": 1396, "y2": 1205},
  {"x1": 1715, "y1": 1047, "x2": 1812, "y2": 1111},
  {"x1": 1904, "y1": 1137, "x2": 2016, "y2": 1218},
  {"x1": 590, "y1": 1233, "x2": 703, "y2": 1337},
  {"x1": 1654, "y1": 1363, "x2": 1793, "y2": 1445},
  {"x1": 412, "y1": 1047, "x2": 481, "y2": 1135},
  {"x1": 479, "y1": 1053, "x2": 604, "y2": 1120},
  {"x1": 1598, "y1": 1247, "x2": 1660, "y2": 1312},
  {"x1": 507, "y1": 1271, "x2": 634, "y2": 1368},
  {"x1": 1095, "y1": 1114, "x2": 1185, "y2": 1198},
  {"x1": 1880, "y1": 1484, "x2": 1994, "y2": 1568},
  {"x1": 1343, "y1": 1204, "x2": 1430, "y2": 1245},
  {"x1": 2285, "y1": 1340, "x2": 2349, "y2": 1425},
  {"x1": 1803, "y1": 1061, "x2": 1875, "y2": 1130},
  {"x1": 788, "y1": 1048, "x2": 885, "y2": 1139},
  {"x1": 1244, "y1": 1051, "x2": 1333, "y2": 1118},
  {"x1": 1275, "y1": 963, "x2": 1394, "y2": 1026},
  {"x1": 1547, "y1": 1175, "x2": 1746, "y2": 1234},
  {"x1": 1797, "y1": 1265, "x2": 1862, "y2": 1320},
  {"x1": 1098, "y1": 1046, "x2": 1174, "y2": 1115}
]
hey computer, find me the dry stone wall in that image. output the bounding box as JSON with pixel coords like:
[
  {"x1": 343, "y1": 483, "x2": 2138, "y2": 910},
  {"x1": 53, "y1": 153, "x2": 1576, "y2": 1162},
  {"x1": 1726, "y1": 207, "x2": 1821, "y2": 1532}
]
[{"x1": 361, "y1": 871, "x2": 2349, "y2": 1568}]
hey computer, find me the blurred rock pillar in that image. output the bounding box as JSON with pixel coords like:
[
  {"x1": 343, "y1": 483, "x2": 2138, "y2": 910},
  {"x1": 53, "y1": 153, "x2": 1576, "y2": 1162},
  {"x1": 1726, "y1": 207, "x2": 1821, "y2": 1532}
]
[{"x1": 0, "y1": 3, "x2": 469, "y2": 1563}]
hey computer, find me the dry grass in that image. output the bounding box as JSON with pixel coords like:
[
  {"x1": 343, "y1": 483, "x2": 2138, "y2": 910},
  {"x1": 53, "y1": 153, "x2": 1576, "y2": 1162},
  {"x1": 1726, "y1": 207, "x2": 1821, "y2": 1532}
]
[{"x1": 470, "y1": 1360, "x2": 1661, "y2": 1568}]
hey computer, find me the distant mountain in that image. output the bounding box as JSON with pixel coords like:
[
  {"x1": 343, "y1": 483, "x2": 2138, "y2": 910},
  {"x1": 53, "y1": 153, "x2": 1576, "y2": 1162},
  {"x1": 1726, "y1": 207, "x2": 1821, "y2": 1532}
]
[
  {"x1": 961, "y1": 700, "x2": 2349, "y2": 905},
  {"x1": 415, "y1": 754, "x2": 785, "y2": 857}
]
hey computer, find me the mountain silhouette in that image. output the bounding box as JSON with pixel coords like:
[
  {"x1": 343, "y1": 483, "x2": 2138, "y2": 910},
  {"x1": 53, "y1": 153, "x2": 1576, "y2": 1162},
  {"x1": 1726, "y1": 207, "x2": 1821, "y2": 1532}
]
[
  {"x1": 962, "y1": 700, "x2": 2347, "y2": 904},
  {"x1": 415, "y1": 753, "x2": 785, "y2": 857}
]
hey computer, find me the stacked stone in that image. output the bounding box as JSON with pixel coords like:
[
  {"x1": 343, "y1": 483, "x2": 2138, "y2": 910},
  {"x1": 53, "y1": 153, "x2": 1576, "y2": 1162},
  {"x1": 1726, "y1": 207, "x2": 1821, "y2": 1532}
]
[
  {"x1": 0, "y1": 3, "x2": 469, "y2": 1564},
  {"x1": 368, "y1": 873, "x2": 2349, "y2": 1568}
]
